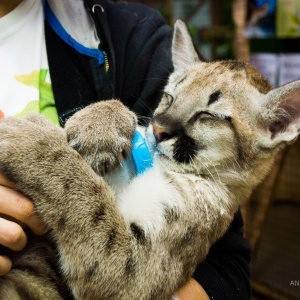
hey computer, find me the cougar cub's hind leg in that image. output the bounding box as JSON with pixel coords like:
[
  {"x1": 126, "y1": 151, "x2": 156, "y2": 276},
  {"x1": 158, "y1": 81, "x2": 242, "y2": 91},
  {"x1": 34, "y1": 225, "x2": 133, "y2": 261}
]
[{"x1": 0, "y1": 233, "x2": 69, "y2": 300}]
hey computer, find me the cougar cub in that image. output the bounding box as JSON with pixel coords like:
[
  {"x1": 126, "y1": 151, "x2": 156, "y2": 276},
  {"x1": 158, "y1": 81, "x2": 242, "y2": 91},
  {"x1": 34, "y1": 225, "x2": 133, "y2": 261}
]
[{"x1": 0, "y1": 20, "x2": 300, "y2": 300}]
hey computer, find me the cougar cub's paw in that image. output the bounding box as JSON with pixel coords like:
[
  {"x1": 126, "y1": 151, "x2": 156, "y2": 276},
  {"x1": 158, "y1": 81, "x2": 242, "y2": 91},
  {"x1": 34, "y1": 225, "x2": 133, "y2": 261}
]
[{"x1": 65, "y1": 100, "x2": 137, "y2": 176}]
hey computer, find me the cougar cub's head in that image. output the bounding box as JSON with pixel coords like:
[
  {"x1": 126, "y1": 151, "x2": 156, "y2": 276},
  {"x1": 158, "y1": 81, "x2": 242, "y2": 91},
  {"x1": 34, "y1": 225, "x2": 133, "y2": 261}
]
[{"x1": 151, "y1": 20, "x2": 300, "y2": 188}]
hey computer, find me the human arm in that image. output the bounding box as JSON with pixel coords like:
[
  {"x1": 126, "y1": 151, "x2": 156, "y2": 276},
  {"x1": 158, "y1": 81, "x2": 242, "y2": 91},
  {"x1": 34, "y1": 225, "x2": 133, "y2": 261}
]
[
  {"x1": 0, "y1": 174, "x2": 46, "y2": 275},
  {"x1": 106, "y1": 1, "x2": 173, "y2": 118},
  {"x1": 173, "y1": 278, "x2": 210, "y2": 300}
]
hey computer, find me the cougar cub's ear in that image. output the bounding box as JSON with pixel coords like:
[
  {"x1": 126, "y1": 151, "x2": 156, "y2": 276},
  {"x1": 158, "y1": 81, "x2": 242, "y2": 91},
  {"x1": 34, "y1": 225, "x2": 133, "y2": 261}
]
[
  {"x1": 260, "y1": 79, "x2": 300, "y2": 148},
  {"x1": 172, "y1": 20, "x2": 201, "y2": 70}
]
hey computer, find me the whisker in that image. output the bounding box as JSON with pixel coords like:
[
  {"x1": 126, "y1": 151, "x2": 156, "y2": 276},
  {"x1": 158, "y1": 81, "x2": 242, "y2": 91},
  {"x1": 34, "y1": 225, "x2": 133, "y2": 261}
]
[
  {"x1": 136, "y1": 115, "x2": 152, "y2": 127},
  {"x1": 193, "y1": 153, "x2": 225, "y2": 199},
  {"x1": 129, "y1": 95, "x2": 157, "y2": 118}
]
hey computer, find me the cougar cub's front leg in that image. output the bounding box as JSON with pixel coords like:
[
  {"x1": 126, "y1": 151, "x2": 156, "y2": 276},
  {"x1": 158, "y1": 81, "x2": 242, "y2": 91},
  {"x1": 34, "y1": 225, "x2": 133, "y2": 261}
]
[{"x1": 0, "y1": 102, "x2": 139, "y2": 298}]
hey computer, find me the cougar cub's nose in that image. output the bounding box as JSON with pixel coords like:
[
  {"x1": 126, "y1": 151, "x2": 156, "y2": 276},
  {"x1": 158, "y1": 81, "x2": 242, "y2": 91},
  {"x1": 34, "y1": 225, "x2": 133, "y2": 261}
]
[{"x1": 152, "y1": 123, "x2": 173, "y2": 144}]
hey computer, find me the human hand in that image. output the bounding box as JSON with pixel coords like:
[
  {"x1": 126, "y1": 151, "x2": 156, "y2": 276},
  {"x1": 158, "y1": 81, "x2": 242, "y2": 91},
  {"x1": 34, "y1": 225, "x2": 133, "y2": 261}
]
[
  {"x1": 0, "y1": 174, "x2": 46, "y2": 275},
  {"x1": 172, "y1": 278, "x2": 210, "y2": 300}
]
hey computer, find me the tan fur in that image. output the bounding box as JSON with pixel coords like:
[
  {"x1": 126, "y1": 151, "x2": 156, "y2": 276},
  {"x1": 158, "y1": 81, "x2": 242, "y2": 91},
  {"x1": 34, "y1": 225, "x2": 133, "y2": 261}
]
[{"x1": 0, "y1": 20, "x2": 300, "y2": 299}]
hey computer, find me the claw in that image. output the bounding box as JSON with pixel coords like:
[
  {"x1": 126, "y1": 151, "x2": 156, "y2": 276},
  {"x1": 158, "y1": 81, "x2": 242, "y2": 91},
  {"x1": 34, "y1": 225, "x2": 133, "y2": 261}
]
[{"x1": 117, "y1": 152, "x2": 123, "y2": 167}]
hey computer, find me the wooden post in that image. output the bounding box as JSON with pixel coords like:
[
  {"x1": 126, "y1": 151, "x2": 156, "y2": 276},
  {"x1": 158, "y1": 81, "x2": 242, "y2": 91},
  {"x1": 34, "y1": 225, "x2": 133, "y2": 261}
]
[{"x1": 232, "y1": 0, "x2": 249, "y2": 61}]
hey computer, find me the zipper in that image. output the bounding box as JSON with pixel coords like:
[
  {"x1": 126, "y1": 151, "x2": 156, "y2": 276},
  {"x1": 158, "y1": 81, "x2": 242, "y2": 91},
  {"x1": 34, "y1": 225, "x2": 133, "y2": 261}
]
[
  {"x1": 103, "y1": 50, "x2": 109, "y2": 72},
  {"x1": 89, "y1": 3, "x2": 109, "y2": 73},
  {"x1": 87, "y1": 0, "x2": 116, "y2": 99}
]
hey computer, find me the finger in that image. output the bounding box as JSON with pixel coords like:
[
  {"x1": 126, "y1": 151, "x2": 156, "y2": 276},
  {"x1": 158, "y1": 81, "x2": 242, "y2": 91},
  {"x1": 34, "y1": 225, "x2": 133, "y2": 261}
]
[
  {"x1": 0, "y1": 218, "x2": 27, "y2": 251},
  {"x1": 0, "y1": 186, "x2": 46, "y2": 235},
  {"x1": 0, "y1": 255, "x2": 12, "y2": 276},
  {"x1": 0, "y1": 173, "x2": 17, "y2": 190}
]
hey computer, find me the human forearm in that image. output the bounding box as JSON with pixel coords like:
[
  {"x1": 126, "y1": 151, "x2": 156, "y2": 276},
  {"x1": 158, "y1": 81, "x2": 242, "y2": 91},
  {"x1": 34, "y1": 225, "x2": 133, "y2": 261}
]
[{"x1": 173, "y1": 278, "x2": 209, "y2": 300}]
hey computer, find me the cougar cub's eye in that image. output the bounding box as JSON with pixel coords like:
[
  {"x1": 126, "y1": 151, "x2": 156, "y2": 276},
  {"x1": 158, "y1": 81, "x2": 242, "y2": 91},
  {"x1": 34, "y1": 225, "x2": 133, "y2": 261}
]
[
  {"x1": 196, "y1": 112, "x2": 216, "y2": 120},
  {"x1": 193, "y1": 111, "x2": 231, "y2": 123},
  {"x1": 164, "y1": 93, "x2": 174, "y2": 106}
]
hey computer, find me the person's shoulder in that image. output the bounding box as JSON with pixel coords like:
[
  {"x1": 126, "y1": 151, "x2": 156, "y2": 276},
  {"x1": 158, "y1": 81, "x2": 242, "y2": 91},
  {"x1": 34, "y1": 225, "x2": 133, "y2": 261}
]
[
  {"x1": 105, "y1": 0, "x2": 159, "y2": 15},
  {"x1": 105, "y1": 0, "x2": 166, "y2": 26}
]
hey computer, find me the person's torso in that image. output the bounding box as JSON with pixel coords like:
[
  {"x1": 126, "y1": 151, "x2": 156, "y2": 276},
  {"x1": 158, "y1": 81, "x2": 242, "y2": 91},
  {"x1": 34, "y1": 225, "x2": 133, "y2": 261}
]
[{"x1": 0, "y1": 0, "x2": 59, "y2": 125}]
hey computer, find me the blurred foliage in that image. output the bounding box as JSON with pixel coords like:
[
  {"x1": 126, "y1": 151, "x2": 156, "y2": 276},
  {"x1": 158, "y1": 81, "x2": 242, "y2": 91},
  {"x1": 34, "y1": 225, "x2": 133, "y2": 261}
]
[
  {"x1": 155, "y1": 3, "x2": 173, "y2": 25},
  {"x1": 195, "y1": 0, "x2": 235, "y2": 60}
]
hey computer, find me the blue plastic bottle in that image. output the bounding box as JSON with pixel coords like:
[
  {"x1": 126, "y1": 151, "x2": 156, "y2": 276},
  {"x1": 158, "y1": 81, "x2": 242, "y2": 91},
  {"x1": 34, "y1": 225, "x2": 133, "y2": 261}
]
[{"x1": 103, "y1": 128, "x2": 154, "y2": 193}]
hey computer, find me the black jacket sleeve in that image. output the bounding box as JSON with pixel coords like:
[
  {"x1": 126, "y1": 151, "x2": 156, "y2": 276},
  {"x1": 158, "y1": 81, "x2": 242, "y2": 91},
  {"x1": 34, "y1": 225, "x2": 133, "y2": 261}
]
[
  {"x1": 194, "y1": 210, "x2": 252, "y2": 299},
  {"x1": 106, "y1": 0, "x2": 173, "y2": 119}
]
